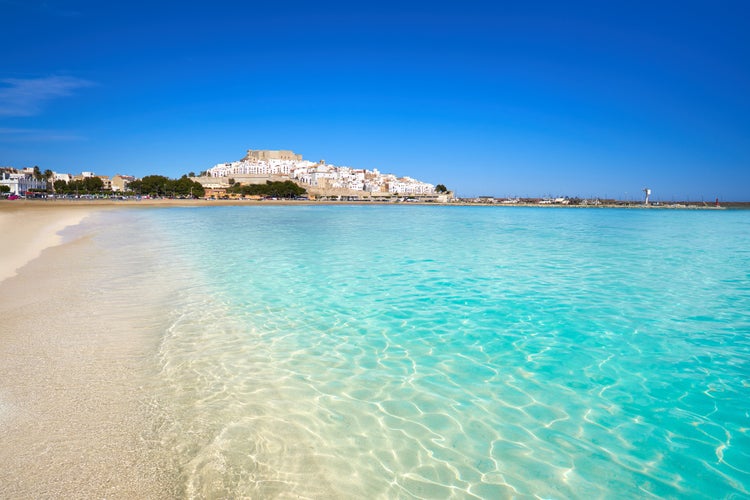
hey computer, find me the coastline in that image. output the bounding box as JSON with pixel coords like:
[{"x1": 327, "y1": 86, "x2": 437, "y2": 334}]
[
  {"x1": 0, "y1": 203, "x2": 100, "y2": 283},
  {"x1": 0, "y1": 208, "x2": 176, "y2": 498},
  {"x1": 0, "y1": 197, "x2": 733, "y2": 210}
]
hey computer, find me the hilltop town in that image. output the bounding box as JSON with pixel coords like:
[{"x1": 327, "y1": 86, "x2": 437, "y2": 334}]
[{"x1": 201, "y1": 149, "x2": 450, "y2": 201}]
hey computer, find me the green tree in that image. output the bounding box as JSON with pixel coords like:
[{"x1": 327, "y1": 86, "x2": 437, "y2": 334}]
[
  {"x1": 172, "y1": 175, "x2": 200, "y2": 197},
  {"x1": 130, "y1": 175, "x2": 204, "y2": 198},
  {"x1": 190, "y1": 181, "x2": 205, "y2": 198},
  {"x1": 275, "y1": 180, "x2": 305, "y2": 198},
  {"x1": 435, "y1": 184, "x2": 448, "y2": 193},
  {"x1": 237, "y1": 180, "x2": 306, "y2": 198},
  {"x1": 83, "y1": 176, "x2": 104, "y2": 193},
  {"x1": 140, "y1": 175, "x2": 170, "y2": 196},
  {"x1": 53, "y1": 180, "x2": 68, "y2": 193},
  {"x1": 33, "y1": 166, "x2": 42, "y2": 181},
  {"x1": 44, "y1": 169, "x2": 54, "y2": 192},
  {"x1": 59, "y1": 176, "x2": 103, "y2": 195},
  {"x1": 0, "y1": 185, "x2": 10, "y2": 194},
  {"x1": 127, "y1": 179, "x2": 142, "y2": 195},
  {"x1": 188, "y1": 171, "x2": 196, "y2": 177}
]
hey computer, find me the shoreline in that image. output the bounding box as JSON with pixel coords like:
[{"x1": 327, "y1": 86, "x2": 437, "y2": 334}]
[
  {"x1": 0, "y1": 209, "x2": 176, "y2": 497},
  {"x1": 0, "y1": 204, "x2": 102, "y2": 283},
  {"x1": 1, "y1": 201, "x2": 746, "y2": 496},
  {"x1": 0, "y1": 198, "x2": 735, "y2": 210}
]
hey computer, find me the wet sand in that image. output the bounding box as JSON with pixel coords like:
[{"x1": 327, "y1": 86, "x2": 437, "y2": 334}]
[
  {"x1": 0, "y1": 203, "x2": 97, "y2": 282},
  {"x1": 0, "y1": 205, "x2": 176, "y2": 498},
  {"x1": 0, "y1": 198, "x2": 368, "y2": 498}
]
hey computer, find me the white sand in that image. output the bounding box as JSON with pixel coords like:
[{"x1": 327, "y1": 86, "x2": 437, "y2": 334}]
[
  {"x1": 0, "y1": 203, "x2": 176, "y2": 498},
  {"x1": 0, "y1": 204, "x2": 93, "y2": 283}
]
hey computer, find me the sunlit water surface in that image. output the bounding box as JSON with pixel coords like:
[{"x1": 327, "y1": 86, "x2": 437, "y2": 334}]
[{"x1": 98, "y1": 206, "x2": 750, "y2": 498}]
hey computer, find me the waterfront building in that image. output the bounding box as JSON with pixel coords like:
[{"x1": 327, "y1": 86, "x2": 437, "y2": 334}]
[
  {"x1": 111, "y1": 174, "x2": 136, "y2": 192},
  {"x1": 98, "y1": 175, "x2": 112, "y2": 191},
  {"x1": 53, "y1": 172, "x2": 73, "y2": 183},
  {"x1": 0, "y1": 168, "x2": 47, "y2": 195}
]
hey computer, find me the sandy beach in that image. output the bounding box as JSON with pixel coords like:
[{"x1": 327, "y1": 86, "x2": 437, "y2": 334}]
[
  {"x1": 0, "y1": 197, "x2": 334, "y2": 284},
  {"x1": 0, "y1": 202, "x2": 176, "y2": 498},
  {"x1": 0, "y1": 203, "x2": 96, "y2": 282}
]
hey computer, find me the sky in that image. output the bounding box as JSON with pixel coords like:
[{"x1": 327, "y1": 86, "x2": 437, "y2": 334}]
[{"x1": 1, "y1": 0, "x2": 749, "y2": 200}]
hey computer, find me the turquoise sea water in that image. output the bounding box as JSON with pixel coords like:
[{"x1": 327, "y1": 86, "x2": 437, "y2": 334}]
[{"x1": 104, "y1": 206, "x2": 750, "y2": 498}]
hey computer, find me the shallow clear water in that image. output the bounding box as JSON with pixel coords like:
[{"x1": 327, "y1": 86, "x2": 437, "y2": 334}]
[{"x1": 119, "y1": 206, "x2": 749, "y2": 498}]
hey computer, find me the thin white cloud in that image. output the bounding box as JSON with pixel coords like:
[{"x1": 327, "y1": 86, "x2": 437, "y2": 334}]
[{"x1": 0, "y1": 76, "x2": 94, "y2": 117}]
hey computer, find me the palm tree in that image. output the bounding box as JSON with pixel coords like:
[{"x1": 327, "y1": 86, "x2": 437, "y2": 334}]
[{"x1": 44, "y1": 169, "x2": 54, "y2": 193}]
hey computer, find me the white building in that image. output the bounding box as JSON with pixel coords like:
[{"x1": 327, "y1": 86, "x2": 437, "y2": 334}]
[
  {"x1": 387, "y1": 176, "x2": 435, "y2": 195},
  {"x1": 53, "y1": 172, "x2": 73, "y2": 182},
  {"x1": 0, "y1": 169, "x2": 47, "y2": 195},
  {"x1": 205, "y1": 153, "x2": 437, "y2": 196},
  {"x1": 208, "y1": 159, "x2": 315, "y2": 177}
]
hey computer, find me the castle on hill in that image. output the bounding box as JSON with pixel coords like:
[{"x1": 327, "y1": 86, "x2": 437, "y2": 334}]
[
  {"x1": 206, "y1": 149, "x2": 444, "y2": 199},
  {"x1": 243, "y1": 149, "x2": 302, "y2": 162}
]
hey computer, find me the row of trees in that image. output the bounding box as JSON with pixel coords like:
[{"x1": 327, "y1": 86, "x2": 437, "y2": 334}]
[
  {"x1": 128, "y1": 175, "x2": 205, "y2": 198},
  {"x1": 52, "y1": 174, "x2": 205, "y2": 197},
  {"x1": 226, "y1": 180, "x2": 307, "y2": 198},
  {"x1": 53, "y1": 177, "x2": 104, "y2": 194}
]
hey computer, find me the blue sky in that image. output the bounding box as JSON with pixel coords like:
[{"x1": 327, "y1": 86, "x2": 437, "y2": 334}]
[{"x1": 1, "y1": 0, "x2": 748, "y2": 199}]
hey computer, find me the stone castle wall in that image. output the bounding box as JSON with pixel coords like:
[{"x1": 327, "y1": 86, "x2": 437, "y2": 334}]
[{"x1": 243, "y1": 150, "x2": 302, "y2": 162}]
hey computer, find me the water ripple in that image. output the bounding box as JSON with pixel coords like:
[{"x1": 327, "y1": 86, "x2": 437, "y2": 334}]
[{"x1": 138, "y1": 206, "x2": 750, "y2": 498}]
